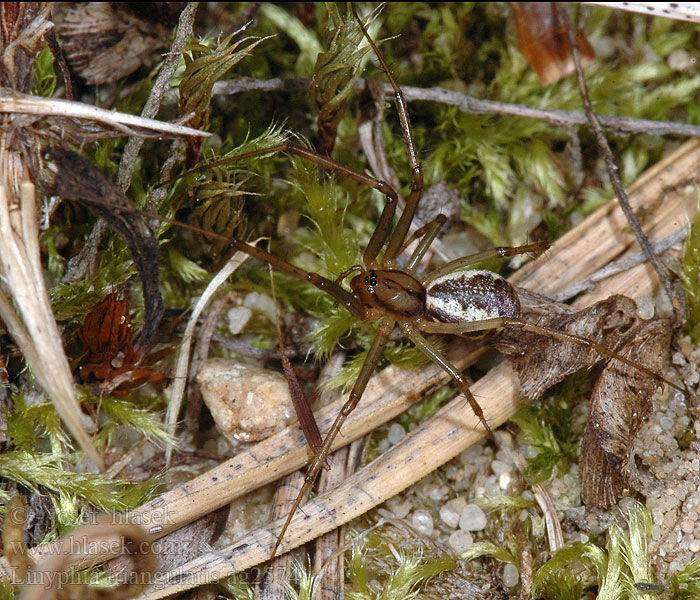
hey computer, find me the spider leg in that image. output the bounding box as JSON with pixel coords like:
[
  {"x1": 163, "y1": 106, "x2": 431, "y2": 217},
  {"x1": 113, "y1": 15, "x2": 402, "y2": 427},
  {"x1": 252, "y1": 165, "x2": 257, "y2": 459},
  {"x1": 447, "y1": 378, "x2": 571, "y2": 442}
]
[
  {"x1": 352, "y1": 6, "x2": 423, "y2": 267},
  {"x1": 419, "y1": 317, "x2": 682, "y2": 392},
  {"x1": 422, "y1": 241, "x2": 550, "y2": 285},
  {"x1": 176, "y1": 141, "x2": 403, "y2": 270},
  {"x1": 402, "y1": 323, "x2": 494, "y2": 439},
  {"x1": 402, "y1": 214, "x2": 448, "y2": 273},
  {"x1": 270, "y1": 318, "x2": 394, "y2": 559}
]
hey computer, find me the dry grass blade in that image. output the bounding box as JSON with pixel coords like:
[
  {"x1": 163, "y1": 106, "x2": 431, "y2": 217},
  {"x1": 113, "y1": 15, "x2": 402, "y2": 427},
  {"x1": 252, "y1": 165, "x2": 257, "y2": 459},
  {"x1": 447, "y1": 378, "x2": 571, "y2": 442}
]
[
  {"x1": 0, "y1": 92, "x2": 207, "y2": 138},
  {"x1": 0, "y1": 175, "x2": 102, "y2": 468},
  {"x1": 165, "y1": 246, "x2": 261, "y2": 466},
  {"x1": 132, "y1": 139, "x2": 698, "y2": 599}
]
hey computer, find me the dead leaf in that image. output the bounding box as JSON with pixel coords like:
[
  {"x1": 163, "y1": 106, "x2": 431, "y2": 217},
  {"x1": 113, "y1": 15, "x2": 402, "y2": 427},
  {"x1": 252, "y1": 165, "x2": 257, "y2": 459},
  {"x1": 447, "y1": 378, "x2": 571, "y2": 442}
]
[
  {"x1": 495, "y1": 289, "x2": 672, "y2": 507},
  {"x1": 580, "y1": 318, "x2": 669, "y2": 508}
]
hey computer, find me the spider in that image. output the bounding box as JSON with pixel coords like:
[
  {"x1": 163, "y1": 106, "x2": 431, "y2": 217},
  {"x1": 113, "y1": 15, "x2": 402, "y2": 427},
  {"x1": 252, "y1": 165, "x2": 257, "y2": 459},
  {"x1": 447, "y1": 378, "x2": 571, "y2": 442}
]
[
  {"x1": 160, "y1": 8, "x2": 682, "y2": 559},
  {"x1": 43, "y1": 5, "x2": 680, "y2": 565}
]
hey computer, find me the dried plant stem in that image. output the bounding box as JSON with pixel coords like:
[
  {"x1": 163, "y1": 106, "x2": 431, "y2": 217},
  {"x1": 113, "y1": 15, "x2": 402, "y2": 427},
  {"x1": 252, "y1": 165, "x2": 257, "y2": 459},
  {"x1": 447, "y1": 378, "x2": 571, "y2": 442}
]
[
  {"x1": 558, "y1": 3, "x2": 680, "y2": 319},
  {"x1": 212, "y1": 77, "x2": 700, "y2": 138},
  {"x1": 3, "y1": 139, "x2": 697, "y2": 594},
  {"x1": 0, "y1": 92, "x2": 206, "y2": 138},
  {"x1": 164, "y1": 245, "x2": 257, "y2": 466},
  {"x1": 0, "y1": 172, "x2": 102, "y2": 469},
  {"x1": 66, "y1": 2, "x2": 200, "y2": 285},
  {"x1": 116, "y1": 2, "x2": 200, "y2": 191}
]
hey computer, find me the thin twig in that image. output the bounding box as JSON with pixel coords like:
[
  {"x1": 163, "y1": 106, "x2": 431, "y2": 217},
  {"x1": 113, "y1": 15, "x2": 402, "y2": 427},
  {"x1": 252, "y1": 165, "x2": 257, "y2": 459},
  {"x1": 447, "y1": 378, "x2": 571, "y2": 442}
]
[
  {"x1": 116, "y1": 2, "x2": 200, "y2": 191},
  {"x1": 63, "y1": 3, "x2": 200, "y2": 282},
  {"x1": 558, "y1": 2, "x2": 681, "y2": 320},
  {"x1": 212, "y1": 77, "x2": 700, "y2": 138},
  {"x1": 552, "y1": 227, "x2": 689, "y2": 303}
]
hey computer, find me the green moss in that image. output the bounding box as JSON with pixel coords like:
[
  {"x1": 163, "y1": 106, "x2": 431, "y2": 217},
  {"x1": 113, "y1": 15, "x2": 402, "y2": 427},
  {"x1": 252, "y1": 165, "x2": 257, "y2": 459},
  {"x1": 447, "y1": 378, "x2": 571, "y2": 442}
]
[
  {"x1": 31, "y1": 46, "x2": 56, "y2": 98},
  {"x1": 347, "y1": 526, "x2": 457, "y2": 599},
  {"x1": 681, "y1": 191, "x2": 700, "y2": 342},
  {"x1": 532, "y1": 502, "x2": 662, "y2": 600},
  {"x1": 0, "y1": 451, "x2": 157, "y2": 512}
]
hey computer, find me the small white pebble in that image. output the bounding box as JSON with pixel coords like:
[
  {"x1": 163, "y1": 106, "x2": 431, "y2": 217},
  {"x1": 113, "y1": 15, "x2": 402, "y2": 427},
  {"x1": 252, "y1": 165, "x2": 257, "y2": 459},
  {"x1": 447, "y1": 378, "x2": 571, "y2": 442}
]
[
  {"x1": 448, "y1": 530, "x2": 473, "y2": 554},
  {"x1": 491, "y1": 459, "x2": 511, "y2": 476},
  {"x1": 618, "y1": 496, "x2": 637, "y2": 514},
  {"x1": 635, "y1": 295, "x2": 655, "y2": 320},
  {"x1": 659, "y1": 416, "x2": 675, "y2": 431},
  {"x1": 498, "y1": 472, "x2": 512, "y2": 490},
  {"x1": 243, "y1": 291, "x2": 276, "y2": 321},
  {"x1": 385, "y1": 497, "x2": 412, "y2": 519},
  {"x1": 428, "y1": 485, "x2": 447, "y2": 502},
  {"x1": 376, "y1": 438, "x2": 390, "y2": 454},
  {"x1": 439, "y1": 503, "x2": 460, "y2": 529},
  {"x1": 387, "y1": 423, "x2": 406, "y2": 445},
  {"x1": 411, "y1": 510, "x2": 434, "y2": 537},
  {"x1": 682, "y1": 518, "x2": 695, "y2": 534},
  {"x1": 459, "y1": 504, "x2": 487, "y2": 531},
  {"x1": 503, "y1": 563, "x2": 520, "y2": 588},
  {"x1": 668, "y1": 48, "x2": 693, "y2": 71},
  {"x1": 227, "y1": 307, "x2": 252, "y2": 334},
  {"x1": 689, "y1": 540, "x2": 700, "y2": 553}
]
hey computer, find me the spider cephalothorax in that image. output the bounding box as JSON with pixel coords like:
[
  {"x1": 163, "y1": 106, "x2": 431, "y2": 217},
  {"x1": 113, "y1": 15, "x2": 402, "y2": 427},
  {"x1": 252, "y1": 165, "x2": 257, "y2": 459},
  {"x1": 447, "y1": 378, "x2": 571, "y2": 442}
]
[{"x1": 351, "y1": 268, "x2": 426, "y2": 320}]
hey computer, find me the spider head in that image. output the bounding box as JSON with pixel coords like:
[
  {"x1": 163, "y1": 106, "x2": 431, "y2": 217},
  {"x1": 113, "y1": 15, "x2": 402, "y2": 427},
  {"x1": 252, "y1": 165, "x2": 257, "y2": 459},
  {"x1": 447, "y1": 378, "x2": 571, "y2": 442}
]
[{"x1": 350, "y1": 268, "x2": 426, "y2": 321}]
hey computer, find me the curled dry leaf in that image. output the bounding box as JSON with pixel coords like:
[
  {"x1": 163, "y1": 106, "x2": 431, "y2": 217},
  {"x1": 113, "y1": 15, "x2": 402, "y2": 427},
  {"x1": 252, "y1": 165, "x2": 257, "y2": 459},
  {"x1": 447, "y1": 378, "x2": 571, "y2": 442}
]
[
  {"x1": 580, "y1": 318, "x2": 670, "y2": 508},
  {"x1": 495, "y1": 290, "x2": 643, "y2": 397},
  {"x1": 495, "y1": 290, "x2": 672, "y2": 507},
  {"x1": 55, "y1": 3, "x2": 186, "y2": 85},
  {"x1": 44, "y1": 148, "x2": 164, "y2": 352}
]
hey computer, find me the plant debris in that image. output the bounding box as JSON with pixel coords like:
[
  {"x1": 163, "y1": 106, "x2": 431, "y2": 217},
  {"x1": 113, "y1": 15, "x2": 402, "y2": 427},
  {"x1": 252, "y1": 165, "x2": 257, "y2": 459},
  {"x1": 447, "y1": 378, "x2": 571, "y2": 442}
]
[
  {"x1": 496, "y1": 290, "x2": 673, "y2": 506},
  {"x1": 43, "y1": 147, "x2": 164, "y2": 352}
]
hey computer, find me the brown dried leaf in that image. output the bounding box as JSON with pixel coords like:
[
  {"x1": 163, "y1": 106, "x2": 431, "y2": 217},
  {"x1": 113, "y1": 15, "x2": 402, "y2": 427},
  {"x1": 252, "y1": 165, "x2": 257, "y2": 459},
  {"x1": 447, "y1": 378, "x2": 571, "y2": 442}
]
[
  {"x1": 44, "y1": 148, "x2": 164, "y2": 351},
  {"x1": 511, "y1": 2, "x2": 594, "y2": 86},
  {"x1": 496, "y1": 290, "x2": 672, "y2": 508},
  {"x1": 495, "y1": 290, "x2": 641, "y2": 397},
  {"x1": 56, "y1": 3, "x2": 184, "y2": 85},
  {"x1": 580, "y1": 318, "x2": 669, "y2": 508}
]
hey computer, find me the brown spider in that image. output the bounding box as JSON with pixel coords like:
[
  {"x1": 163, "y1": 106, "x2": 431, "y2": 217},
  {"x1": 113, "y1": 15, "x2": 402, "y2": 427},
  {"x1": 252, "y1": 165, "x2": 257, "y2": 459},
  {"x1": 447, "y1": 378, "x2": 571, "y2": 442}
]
[
  {"x1": 44, "y1": 5, "x2": 682, "y2": 564},
  {"x1": 162, "y1": 10, "x2": 681, "y2": 559}
]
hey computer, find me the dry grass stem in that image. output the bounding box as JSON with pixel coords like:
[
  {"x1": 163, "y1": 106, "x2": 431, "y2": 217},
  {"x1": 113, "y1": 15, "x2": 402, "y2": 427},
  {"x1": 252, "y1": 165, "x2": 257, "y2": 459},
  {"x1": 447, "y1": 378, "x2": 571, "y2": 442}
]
[
  {"x1": 0, "y1": 91, "x2": 206, "y2": 139},
  {"x1": 0, "y1": 166, "x2": 102, "y2": 468}
]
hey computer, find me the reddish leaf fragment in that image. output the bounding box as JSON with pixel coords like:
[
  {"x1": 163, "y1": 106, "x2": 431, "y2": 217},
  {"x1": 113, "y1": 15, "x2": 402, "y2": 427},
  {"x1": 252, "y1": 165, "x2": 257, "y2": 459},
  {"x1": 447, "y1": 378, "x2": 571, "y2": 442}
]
[
  {"x1": 511, "y1": 2, "x2": 594, "y2": 86},
  {"x1": 44, "y1": 148, "x2": 164, "y2": 352},
  {"x1": 77, "y1": 293, "x2": 167, "y2": 396}
]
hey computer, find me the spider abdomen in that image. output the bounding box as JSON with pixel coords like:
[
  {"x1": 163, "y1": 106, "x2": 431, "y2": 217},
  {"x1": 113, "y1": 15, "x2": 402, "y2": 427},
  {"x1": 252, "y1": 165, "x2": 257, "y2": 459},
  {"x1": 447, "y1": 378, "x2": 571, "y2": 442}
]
[{"x1": 425, "y1": 269, "x2": 520, "y2": 324}]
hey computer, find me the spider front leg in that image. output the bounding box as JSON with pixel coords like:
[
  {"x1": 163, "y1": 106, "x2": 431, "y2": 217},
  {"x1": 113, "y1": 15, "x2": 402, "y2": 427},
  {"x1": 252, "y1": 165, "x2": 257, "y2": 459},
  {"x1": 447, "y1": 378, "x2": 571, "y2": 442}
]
[{"x1": 270, "y1": 319, "x2": 394, "y2": 559}]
